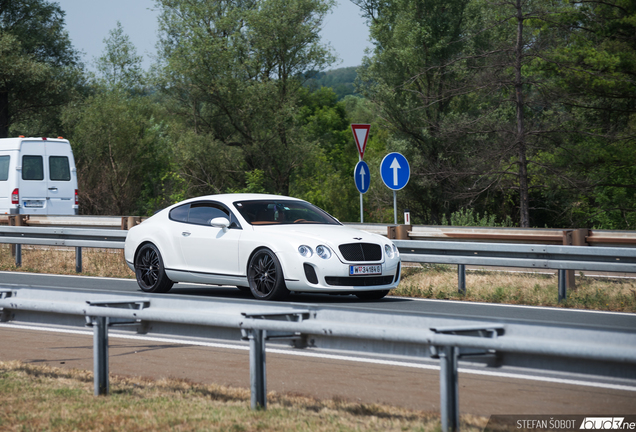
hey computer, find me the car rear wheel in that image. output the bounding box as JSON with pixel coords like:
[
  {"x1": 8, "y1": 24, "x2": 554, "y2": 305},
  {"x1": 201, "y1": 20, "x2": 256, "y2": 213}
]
[
  {"x1": 248, "y1": 248, "x2": 289, "y2": 300},
  {"x1": 135, "y1": 243, "x2": 174, "y2": 293},
  {"x1": 355, "y1": 289, "x2": 389, "y2": 300}
]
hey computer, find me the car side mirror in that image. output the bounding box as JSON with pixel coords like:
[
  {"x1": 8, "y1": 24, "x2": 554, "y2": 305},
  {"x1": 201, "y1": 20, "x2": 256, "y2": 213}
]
[{"x1": 210, "y1": 217, "x2": 231, "y2": 230}]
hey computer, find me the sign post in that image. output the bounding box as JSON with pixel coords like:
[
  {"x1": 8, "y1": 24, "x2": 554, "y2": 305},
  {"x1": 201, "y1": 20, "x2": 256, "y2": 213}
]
[
  {"x1": 351, "y1": 124, "x2": 371, "y2": 223},
  {"x1": 354, "y1": 161, "x2": 370, "y2": 222},
  {"x1": 380, "y1": 152, "x2": 410, "y2": 224}
]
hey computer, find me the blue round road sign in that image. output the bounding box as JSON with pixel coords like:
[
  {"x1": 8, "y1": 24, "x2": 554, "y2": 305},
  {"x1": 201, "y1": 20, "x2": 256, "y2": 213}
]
[
  {"x1": 380, "y1": 153, "x2": 410, "y2": 190},
  {"x1": 354, "y1": 160, "x2": 370, "y2": 194}
]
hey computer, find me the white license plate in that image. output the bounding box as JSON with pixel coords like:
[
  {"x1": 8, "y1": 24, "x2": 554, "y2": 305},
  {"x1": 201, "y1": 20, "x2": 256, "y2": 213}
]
[
  {"x1": 349, "y1": 265, "x2": 382, "y2": 276},
  {"x1": 23, "y1": 200, "x2": 44, "y2": 208}
]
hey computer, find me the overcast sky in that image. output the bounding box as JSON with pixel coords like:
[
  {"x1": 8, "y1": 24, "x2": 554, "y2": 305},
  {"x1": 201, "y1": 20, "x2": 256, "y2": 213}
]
[{"x1": 55, "y1": 0, "x2": 372, "y2": 72}]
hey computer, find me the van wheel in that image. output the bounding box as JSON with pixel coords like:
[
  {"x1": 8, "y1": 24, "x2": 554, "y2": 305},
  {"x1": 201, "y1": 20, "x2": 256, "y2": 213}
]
[{"x1": 135, "y1": 243, "x2": 173, "y2": 293}]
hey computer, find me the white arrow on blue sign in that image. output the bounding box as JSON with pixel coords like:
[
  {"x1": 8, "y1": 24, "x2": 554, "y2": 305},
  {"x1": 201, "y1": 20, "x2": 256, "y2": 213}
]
[
  {"x1": 380, "y1": 152, "x2": 410, "y2": 190},
  {"x1": 354, "y1": 160, "x2": 370, "y2": 194}
]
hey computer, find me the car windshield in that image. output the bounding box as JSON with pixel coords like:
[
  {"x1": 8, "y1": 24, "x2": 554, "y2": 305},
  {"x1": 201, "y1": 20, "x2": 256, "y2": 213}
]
[{"x1": 233, "y1": 200, "x2": 340, "y2": 225}]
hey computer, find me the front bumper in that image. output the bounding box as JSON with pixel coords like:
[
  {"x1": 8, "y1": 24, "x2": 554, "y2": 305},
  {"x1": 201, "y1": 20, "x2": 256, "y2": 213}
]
[{"x1": 283, "y1": 253, "x2": 401, "y2": 293}]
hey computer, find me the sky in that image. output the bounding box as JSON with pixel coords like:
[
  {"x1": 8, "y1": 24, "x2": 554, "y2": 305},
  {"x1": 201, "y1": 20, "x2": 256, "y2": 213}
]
[{"x1": 55, "y1": 0, "x2": 373, "y2": 72}]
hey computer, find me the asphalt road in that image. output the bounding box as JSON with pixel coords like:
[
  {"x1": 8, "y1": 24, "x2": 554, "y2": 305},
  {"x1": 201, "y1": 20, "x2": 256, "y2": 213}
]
[
  {"x1": 2, "y1": 271, "x2": 635, "y2": 332},
  {"x1": 1, "y1": 271, "x2": 635, "y2": 417},
  {"x1": 2, "y1": 326, "x2": 635, "y2": 416}
]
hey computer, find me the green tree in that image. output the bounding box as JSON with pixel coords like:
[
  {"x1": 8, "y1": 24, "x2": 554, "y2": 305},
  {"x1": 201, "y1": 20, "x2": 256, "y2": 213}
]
[
  {"x1": 353, "y1": 0, "x2": 482, "y2": 224},
  {"x1": 155, "y1": 0, "x2": 335, "y2": 196},
  {"x1": 531, "y1": 0, "x2": 636, "y2": 228},
  {"x1": 63, "y1": 24, "x2": 170, "y2": 215},
  {"x1": 0, "y1": 0, "x2": 80, "y2": 137},
  {"x1": 95, "y1": 21, "x2": 144, "y2": 91}
]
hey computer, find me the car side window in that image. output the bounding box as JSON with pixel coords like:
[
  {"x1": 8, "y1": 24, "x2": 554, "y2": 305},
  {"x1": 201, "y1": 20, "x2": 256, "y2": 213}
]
[
  {"x1": 188, "y1": 203, "x2": 229, "y2": 226},
  {"x1": 0, "y1": 155, "x2": 9, "y2": 181},
  {"x1": 169, "y1": 204, "x2": 189, "y2": 222}
]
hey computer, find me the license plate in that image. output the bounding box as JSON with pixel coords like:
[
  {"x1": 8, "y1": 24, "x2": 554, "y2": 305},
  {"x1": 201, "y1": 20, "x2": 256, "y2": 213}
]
[
  {"x1": 23, "y1": 200, "x2": 44, "y2": 208},
  {"x1": 349, "y1": 265, "x2": 382, "y2": 276}
]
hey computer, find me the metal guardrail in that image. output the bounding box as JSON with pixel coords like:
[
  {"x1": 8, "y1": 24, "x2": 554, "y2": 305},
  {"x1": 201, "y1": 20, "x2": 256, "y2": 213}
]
[
  {"x1": 0, "y1": 226, "x2": 126, "y2": 272},
  {"x1": 1, "y1": 215, "x2": 636, "y2": 246},
  {"x1": 1, "y1": 287, "x2": 635, "y2": 432},
  {"x1": 345, "y1": 223, "x2": 636, "y2": 246},
  {"x1": 0, "y1": 226, "x2": 127, "y2": 248},
  {"x1": 1, "y1": 225, "x2": 634, "y2": 301},
  {"x1": 394, "y1": 239, "x2": 636, "y2": 301}
]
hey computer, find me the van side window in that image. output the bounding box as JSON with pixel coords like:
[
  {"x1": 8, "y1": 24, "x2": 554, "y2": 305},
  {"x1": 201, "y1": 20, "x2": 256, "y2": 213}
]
[
  {"x1": 22, "y1": 155, "x2": 43, "y2": 180},
  {"x1": 49, "y1": 156, "x2": 71, "y2": 181},
  {"x1": 0, "y1": 156, "x2": 9, "y2": 181}
]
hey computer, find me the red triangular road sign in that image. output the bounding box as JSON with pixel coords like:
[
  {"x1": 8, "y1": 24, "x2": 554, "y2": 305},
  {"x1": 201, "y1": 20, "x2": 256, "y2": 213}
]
[{"x1": 351, "y1": 124, "x2": 371, "y2": 160}]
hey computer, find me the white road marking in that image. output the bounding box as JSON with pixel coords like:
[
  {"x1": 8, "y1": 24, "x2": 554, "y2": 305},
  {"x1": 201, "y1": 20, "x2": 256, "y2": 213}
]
[
  {"x1": 2, "y1": 322, "x2": 634, "y2": 393},
  {"x1": 390, "y1": 295, "x2": 636, "y2": 317}
]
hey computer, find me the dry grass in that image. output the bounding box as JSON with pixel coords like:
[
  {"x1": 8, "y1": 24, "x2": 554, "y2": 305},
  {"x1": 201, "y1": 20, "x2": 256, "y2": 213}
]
[
  {"x1": 0, "y1": 244, "x2": 133, "y2": 278},
  {"x1": 393, "y1": 264, "x2": 636, "y2": 312},
  {"x1": 0, "y1": 360, "x2": 489, "y2": 431},
  {"x1": 1, "y1": 245, "x2": 634, "y2": 312}
]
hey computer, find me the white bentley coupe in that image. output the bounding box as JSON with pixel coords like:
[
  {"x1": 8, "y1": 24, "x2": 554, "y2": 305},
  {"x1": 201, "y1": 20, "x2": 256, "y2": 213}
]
[{"x1": 124, "y1": 194, "x2": 401, "y2": 300}]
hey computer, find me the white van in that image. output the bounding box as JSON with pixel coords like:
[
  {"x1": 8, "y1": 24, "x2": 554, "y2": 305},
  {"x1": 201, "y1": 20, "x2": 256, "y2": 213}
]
[{"x1": 0, "y1": 137, "x2": 78, "y2": 215}]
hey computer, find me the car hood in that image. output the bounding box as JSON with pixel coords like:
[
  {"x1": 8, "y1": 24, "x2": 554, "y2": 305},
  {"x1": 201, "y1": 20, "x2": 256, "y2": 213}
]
[{"x1": 251, "y1": 224, "x2": 386, "y2": 247}]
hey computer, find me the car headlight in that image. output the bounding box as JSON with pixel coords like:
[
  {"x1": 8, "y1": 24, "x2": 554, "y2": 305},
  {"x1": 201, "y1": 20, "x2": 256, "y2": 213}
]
[
  {"x1": 298, "y1": 245, "x2": 313, "y2": 258},
  {"x1": 385, "y1": 244, "x2": 394, "y2": 259},
  {"x1": 316, "y1": 245, "x2": 332, "y2": 260}
]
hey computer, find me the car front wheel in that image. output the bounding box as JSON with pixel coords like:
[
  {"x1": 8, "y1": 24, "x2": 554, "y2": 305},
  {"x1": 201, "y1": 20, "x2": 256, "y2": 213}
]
[
  {"x1": 134, "y1": 243, "x2": 174, "y2": 293},
  {"x1": 248, "y1": 248, "x2": 289, "y2": 301}
]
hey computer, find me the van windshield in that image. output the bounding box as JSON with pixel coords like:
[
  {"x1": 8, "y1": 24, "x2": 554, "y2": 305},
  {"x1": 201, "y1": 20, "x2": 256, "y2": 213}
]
[{"x1": 233, "y1": 200, "x2": 340, "y2": 225}]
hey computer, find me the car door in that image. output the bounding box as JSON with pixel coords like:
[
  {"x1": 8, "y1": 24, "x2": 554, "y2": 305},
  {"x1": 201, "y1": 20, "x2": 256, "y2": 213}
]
[
  {"x1": 178, "y1": 202, "x2": 242, "y2": 277},
  {"x1": 46, "y1": 142, "x2": 76, "y2": 215},
  {"x1": 19, "y1": 140, "x2": 48, "y2": 214},
  {"x1": 0, "y1": 154, "x2": 11, "y2": 213}
]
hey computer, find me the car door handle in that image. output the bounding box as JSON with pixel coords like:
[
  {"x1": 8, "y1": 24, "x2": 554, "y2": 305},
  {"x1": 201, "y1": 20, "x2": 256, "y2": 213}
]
[
  {"x1": 48, "y1": 187, "x2": 58, "y2": 191},
  {"x1": 182, "y1": 232, "x2": 191, "y2": 237}
]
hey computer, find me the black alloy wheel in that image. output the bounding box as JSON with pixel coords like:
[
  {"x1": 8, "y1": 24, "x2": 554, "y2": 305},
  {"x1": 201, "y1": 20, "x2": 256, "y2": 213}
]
[
  {"x1": 355, "y1": 289, "x2": 390, "y2": 301},
  {"x1": 135, "y1": 243, "x2": 174, "y2": 293},
  {"x1": 247, "y1": 248, "x2": 289, "y2": 300}
]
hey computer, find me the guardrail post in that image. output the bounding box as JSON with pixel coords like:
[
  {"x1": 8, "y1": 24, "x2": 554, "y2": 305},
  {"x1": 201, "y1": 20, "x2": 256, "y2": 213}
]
[
  {"x1": 439, "y1": 345, "x2": 460, "y2": 432},
  {"x1": 388, "y1": 225, "x2": 411, "y2": 240},
  {"x1": 458, "y1": 265, "x2": 466, "y2": 294},
  {"x1": 9, "y1": 215, "x2": 24, "y2": 267},
  {"x1": 558, "y1": 269, "x2": 567, "y2": 302},
  {"x1": 248, "y1": 329, "x2": 267, "y2": 409},
  {"x1": 92, "y1": 316, "x2": 109, "y2": 396},
  {"x1": 563, "y1": 229, "x2": 589, "y2": 290},
  {"x1": 76, "y1": 247, "x2": 82, "y2": 273}
]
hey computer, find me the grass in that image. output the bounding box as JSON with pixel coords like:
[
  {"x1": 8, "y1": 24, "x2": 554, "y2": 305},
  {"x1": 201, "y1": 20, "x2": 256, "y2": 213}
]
[
  {"x1": 1, "y1": 245, "x2": 634, "y2": 312},
  {"x1": 392, "y1": 264, "x2": 636, "y2": 312},
  {"x1": 0, "y1": 244, "x2": 133, "y2": 278},
  {"x1": 0, "y1": 360, "x2": 489, "y2": 431}
]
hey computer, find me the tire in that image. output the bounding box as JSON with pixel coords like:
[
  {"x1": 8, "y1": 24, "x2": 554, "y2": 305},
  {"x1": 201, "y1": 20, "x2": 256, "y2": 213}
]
[
  {"x1": 247, "y1": 248, "x2": 289, "y2": 301},
  {"x1": 134, "y1": 243, "x2": 174, "y2": 293},
  {"x1": 355, "y1": 289, "x2": 390, "y2": 301}
]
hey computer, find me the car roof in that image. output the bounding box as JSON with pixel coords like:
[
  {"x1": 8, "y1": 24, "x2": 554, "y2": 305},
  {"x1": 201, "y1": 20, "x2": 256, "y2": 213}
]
[{"x1": 179, "y1": 193, "x2": 305, "y2": 207}]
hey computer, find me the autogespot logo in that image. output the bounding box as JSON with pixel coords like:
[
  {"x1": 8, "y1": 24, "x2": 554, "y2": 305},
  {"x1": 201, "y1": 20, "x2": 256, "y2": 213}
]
[{"x1": 580, "y1": 418, "x2": 634, "y2": 430}]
